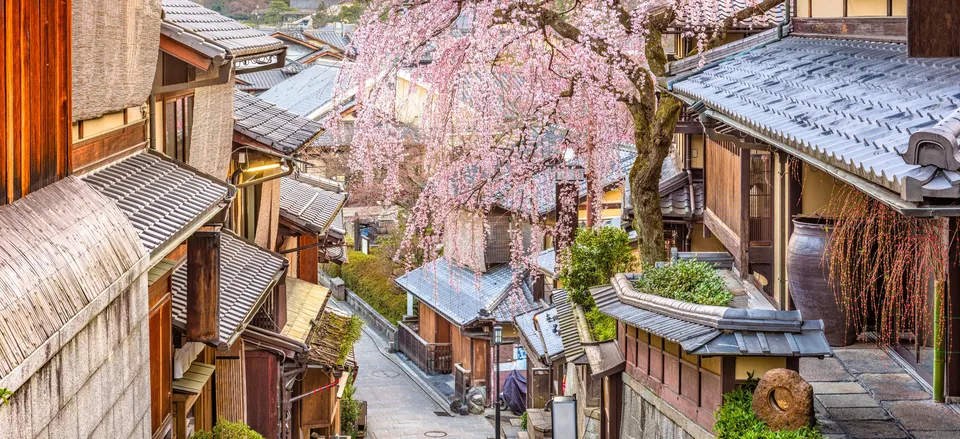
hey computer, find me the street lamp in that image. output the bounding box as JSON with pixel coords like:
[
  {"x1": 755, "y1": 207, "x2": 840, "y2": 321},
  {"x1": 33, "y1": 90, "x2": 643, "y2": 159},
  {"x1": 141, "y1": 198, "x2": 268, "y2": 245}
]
[{"x1": 493, "y1": 325, "x2": 503, "y2": 439}]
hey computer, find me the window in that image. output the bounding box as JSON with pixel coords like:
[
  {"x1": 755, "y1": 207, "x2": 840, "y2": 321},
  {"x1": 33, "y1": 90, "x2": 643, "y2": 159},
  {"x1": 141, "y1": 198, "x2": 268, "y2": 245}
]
[{"x1": 163, "y1": 95, "x2": 193, "y2": 163}]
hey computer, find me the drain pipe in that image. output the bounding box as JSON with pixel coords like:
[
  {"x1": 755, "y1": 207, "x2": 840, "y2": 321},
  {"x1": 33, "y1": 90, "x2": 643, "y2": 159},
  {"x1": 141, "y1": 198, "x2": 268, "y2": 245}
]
[
  {"x1": 934, "y1": 279, "x2": 945, "y2": 402},
  {"x1": 778, "y1": 0, "x2": 792, "y2": 39}
]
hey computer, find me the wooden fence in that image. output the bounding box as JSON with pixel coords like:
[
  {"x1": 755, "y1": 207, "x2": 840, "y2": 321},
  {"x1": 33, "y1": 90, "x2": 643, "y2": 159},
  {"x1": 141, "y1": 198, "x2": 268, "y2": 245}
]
[{"x1": 397, "y1": 322, "x2": 453, "y2": 374}]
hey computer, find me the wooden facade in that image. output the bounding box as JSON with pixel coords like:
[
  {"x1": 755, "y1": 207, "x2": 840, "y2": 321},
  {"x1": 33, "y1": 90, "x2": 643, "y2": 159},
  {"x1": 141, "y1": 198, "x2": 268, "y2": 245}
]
[
  {"x1": 1, "y1": 0, "x2": 73, "y2": 205},
  {"x1": 246, "y1": 350, "x2": 281, "y2": 439},
  {"x1": 704, "y1": 138, "x2": 747, "y2": 269},
  {"x1": 216, "y1": 340, "x2": 247, "y2": 422},
  {"x1": 298, "y1": 369, "x2": 341, "y2": 437},
  {"x1": 187, "y1": 227, "x2": 222, "y2": 344}
]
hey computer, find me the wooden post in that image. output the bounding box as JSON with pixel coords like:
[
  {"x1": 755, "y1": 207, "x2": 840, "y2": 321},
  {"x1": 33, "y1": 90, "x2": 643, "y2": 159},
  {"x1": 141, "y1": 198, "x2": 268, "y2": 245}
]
[
  {"x1": 555, "y1": 181, "x2": 578, "y2": 263},
  {"x1": 739, "y1": 148, "x2": 751, "y2": 274},
  {"x1": 908, "y1": 0, "x2": 960, "y2": 58},
  {"x1": 187, "y1": 225, "x2": 221, "y2": 344}
]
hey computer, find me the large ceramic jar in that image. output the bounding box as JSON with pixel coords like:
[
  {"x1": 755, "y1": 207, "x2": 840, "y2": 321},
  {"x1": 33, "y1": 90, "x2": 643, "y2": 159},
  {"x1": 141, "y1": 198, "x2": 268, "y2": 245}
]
[{"x1": 787, "y1": 217, "x2": 857, "y2": 346}]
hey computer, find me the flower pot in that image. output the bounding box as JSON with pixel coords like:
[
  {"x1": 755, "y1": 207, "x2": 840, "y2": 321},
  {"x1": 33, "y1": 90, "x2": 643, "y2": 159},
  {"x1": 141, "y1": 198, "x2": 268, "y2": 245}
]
[{"x1": 787, "y1": 217, "x2": 857, "y2": 346}]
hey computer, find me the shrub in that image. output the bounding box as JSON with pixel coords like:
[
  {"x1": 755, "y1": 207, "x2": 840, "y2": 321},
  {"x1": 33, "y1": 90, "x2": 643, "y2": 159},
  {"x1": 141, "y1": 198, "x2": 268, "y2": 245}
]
[
  {"x1": 633, "y1": 259, "x2": 733, "y2": 306},
  {"x1": 519, "y1": 412, "x2": 528, "y2": 431},
  {"x1": 714, "y1": 382, "x2": 823, "y2": 439},
  {"x1": 328, "y1": 249, "x2": 407, "y2": 323},
  {"x1": 338, "y1": 315, "x2": 364, "y2": 366},
  {"x1": 557, "y1": 227, "x2": 635, "y2": 340},
  {"x1": 0, "y1": 388, "x2": 11, "y2": 405},
  {"x1": 190, "y1": 419, "x2": 265, "y2": 439},
  {"x1": 340, "y1": 376, "x2": 361, "y2": 436}
]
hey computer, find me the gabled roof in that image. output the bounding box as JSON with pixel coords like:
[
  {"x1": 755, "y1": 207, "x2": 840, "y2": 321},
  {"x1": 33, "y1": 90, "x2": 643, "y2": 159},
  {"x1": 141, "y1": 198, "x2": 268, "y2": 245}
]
[
  {"x1": 271, "y1": 29, "x2": 321, "y2": 50},
  {"x1": 171, "y1": 230, "x2": 288, "y2": 348},
  {"x1": 0, "y1": 177, "x2": 145, "y2": 389},
  {"x1": 591, "y1": 273, "x2": 831, "y2": 357},
  {"x1": 670, "y1": 36, "x2": 960, "y2": 203},
  {"x1": 234, "y1": 90, "x2": 325, "y2": 154},
  {"x1": 304, "y1": 26, "x2": 353, "y2": 52},
  {"x1": 83, "y1": 150, "x2": 234, "y2": 256},
  {"x1": 396, "y1": 258, "x2": 538, "y2": 327},
  {"x1": 161, "y1": 0, "x2": 285, "y2": 61},
  {"x1": 279, "y1": 175, "x2": 348, "y2": 235},
  {"x1": 259, "y1": 61, "x2": 346, "y2": 119},
  {"x1": 671, "y1": 0, "x2": 785, "y2": 30}
]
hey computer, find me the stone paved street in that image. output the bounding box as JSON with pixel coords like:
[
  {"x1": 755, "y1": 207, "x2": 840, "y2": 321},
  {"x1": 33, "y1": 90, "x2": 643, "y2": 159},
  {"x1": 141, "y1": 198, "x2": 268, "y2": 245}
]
[
  {"x1": 801, "y1": 344, "x2": 960, "y2": 439},
  {"x1": 350, "y1": 315, "x2": 493, "y2": 439}
]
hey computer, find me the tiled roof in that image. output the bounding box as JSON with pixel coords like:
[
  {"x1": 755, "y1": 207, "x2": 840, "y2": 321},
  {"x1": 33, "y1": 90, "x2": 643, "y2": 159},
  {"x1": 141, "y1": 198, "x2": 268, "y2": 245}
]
[
  {"x1": 671, "y1": 37, "x2": 960, "y2": 201},
  {"x1": 279, "y1": 175, "x2": 347, "y2": 235},
  {"x1": 536, "y1": 307, "x2": 564, "y2": 359},
  {"x1": 624, "y1": 154, "x2": 704, "y2": 219},
  {"x1": 667, "y1": 26, "x2": 783, "y2": 77},
  {"x1": 537, "y1": 250, "x2": 556, "y2": 277},
  {"x1": 171, "y1": 230, "x2": 287, "y2": 348},
  {"x1": 272, "y1": 29, "x2": 320, "y2": 48},
  {"x1": 83, "y1": 150, "x2": 233, "y2": 254},
  {"x1": 552, "y1": 290, "x2": 583, "y2": 361},
  {"x1": 161, "y1": 0, "x2": 285, "y2": 59},
  {"x1": 592, "y1": 274, "x2": 832, "y2": 357},
  {"x1": 515, "y1": 310, "x2": 545, "y2": 357},
  {"x1": 282, "y1": 277, "x2": 331, "y2": 342},
  {"x1": 234, "y1": 90, "x2": 324, "y2": 154},
  {"x1": 260, "y1": 61, "x2": 345, "y2": 118},
  {"x1": 308, "y1": 307, "x2": 358, "y2": 370},
  {"x1": 236, "y1": 61, "x2": 305, "y2": 92},
  {"x1": 304, "y1": 26, "x2": 353, "y2": 52},
  {"x1": 396, "y1": 258, "x2": 537, "y2": 326}
]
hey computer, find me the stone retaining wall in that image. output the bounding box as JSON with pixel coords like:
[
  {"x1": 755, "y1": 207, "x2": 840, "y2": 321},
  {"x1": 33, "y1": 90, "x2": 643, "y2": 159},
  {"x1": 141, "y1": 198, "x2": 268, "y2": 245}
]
[
  {"x1": 345, "y1": 288, "x2": 398, "y2": 343},
  {"x1": 620, "y1": 373, "x2": 716, "y2": 439}
]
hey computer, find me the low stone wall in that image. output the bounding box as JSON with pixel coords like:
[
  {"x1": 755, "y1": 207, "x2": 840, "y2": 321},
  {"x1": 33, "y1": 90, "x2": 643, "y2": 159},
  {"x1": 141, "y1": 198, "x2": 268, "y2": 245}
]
[
  {"x1": 620, "y1": 373, "x2": 715, "y2": 439},
  {"x1": 344, "y1": 287, "x2": 398, "y2": 344}
]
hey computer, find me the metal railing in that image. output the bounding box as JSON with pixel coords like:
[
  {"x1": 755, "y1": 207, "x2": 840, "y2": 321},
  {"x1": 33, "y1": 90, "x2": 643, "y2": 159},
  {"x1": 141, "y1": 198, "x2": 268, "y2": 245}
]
[{"x1": 397, "y1": 322, "x2": 453, "y2": 374}]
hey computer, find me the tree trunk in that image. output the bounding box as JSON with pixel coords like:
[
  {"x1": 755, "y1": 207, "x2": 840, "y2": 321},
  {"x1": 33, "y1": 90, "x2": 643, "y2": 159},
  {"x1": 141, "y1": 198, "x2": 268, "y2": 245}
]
[{"x1": 629, "y1": 95, "x2": 682, "y2": 265}]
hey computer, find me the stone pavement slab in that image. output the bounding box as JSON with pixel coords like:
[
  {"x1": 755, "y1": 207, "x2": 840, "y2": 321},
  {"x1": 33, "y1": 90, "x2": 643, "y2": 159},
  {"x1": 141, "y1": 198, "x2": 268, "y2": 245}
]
[
  {"x1": 858, "y1": 374, "x2": 930, "y2": 401},
  {"x1": 811, "y1": 382, "x2": 868, "y2": 395},
  {"x1": 839, "y1": 420, "x2": 910, "y2": 439},
  {"x1": 828, "y1": 408, "x2": 890, "y2": 421},
  {"x1": 832, "y1": 349, "x2": 904, "y2": 375},
  {"x1": 801, "y1": 357, "x2": 856, "y2": 382},
  {"x1": 882, "y1": 400, "x2": 960, "y2": 432},
  {"x1": 818, "y1": 394, "x2": 881, "y2": 408}
]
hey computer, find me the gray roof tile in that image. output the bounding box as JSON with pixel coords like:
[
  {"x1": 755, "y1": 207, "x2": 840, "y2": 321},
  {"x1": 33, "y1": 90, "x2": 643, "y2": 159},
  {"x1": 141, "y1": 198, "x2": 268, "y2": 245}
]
[
  {"x1": 279, "y1": 175, "x2": 347, "y2": 234},
  {"x1": 171, "y1": 230, "x2": 287, "y2": 348},
  {"x1": 161, "y1": 0, "x2": 284, "y2": 59},
  {"x1": 234, "y1": 90, "x2": 324, "y2": 154},
  {"x1": 396, "y1": 258, "x2": 537, "y2": 326},
  {"x1": 83, "y1": 150, "x2": 232, "y2": 254},
  {"x1": 304, "y1": 26, "x2": 353, "y2": 52},
  {"x1": 514, "y1": 310, "x2": 545, "y2": 357},
  {"x1": 671, "y1": 37, "x2": 960, "y2": 200},
  {"x1": 259, "y1": 61, "x2": 345, "y2": 118},
  {"x1": 553, "y1": 290, "x2": 584, "y2": 361},
  {"x1": 236, "y1": 61, "x2": 305, "y2": 92}
]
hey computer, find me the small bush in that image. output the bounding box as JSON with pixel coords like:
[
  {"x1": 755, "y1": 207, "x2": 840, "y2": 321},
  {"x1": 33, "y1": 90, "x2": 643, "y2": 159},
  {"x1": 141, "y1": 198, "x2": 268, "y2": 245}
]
[
  {"x1": 585, "y1": 307, "x2": 616, "y2": 341},
  {"x1": 519, "y1": 412, "x2": 528, "y2": 431},
  {"x1": 328, "y1": 249, "x2": 407, "y2": 323},
  {"x1": 714, "y1": 382, "x2": 823, "y2": 439},
  {"x1": 340, "y1": 376, "x2": 361, "y2": 436},
  {"x1": 633, "y1": 259, "x2": 733, "y2": 306},
  {"x1": 190, "y1": 419, "x2": 265, "y2": 439}
]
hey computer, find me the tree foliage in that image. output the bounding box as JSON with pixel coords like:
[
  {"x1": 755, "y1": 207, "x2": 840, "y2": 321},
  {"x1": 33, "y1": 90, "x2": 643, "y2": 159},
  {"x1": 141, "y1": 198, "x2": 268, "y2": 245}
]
[
  {"x1": 264, "y1": 0, "x2": 295, "y2": 24},
  {"x1": 558, "y1": 226, "x2": 635, "y2": 340},
  {"x1": 336, "y1": 0, "x2": 783, "y2": 270},
  {"x1": 327, "y1": 249, "x2": 407, "y2": 323},
  {"x1": 558, "y1": 226, "x2": 636, "y2": 306},
  {"x1": 714, "y1": 380, "x2": 822, "y2": 439}
]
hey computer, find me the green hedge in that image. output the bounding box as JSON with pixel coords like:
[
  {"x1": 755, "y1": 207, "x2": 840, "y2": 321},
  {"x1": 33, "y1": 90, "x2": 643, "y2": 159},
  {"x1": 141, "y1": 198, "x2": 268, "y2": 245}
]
[{"x1": 328, "y1": 250, "x2": 407, "y2": 324}]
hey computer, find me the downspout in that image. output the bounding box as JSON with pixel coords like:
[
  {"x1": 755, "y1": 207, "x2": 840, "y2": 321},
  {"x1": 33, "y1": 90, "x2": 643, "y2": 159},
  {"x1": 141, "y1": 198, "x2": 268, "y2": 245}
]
[
  {"x1": 934, "y1": 280, "x2": 945, "y2": 402},
  {"x1": 778, "y1": 151, "x2": 789, "y2": 310},
  {"x1": 148, "y1": 94, "x2": 157, "y2": 151}
]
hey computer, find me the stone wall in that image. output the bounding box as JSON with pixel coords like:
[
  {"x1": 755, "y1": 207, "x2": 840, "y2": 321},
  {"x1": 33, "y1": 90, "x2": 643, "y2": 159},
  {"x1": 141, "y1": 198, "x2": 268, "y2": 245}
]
[
  {"x1": 0, "y1": 275, "x2": 152, "y2": 439},
  {"x1": 189, "y1": 70, "x2": 236, "y2": 180},
  {"x1": 620, "y1": 373, "x2": 715, "y2": 439},
  {"x1": 345, "y1": 288, "x2": 398, "y2": 343}
]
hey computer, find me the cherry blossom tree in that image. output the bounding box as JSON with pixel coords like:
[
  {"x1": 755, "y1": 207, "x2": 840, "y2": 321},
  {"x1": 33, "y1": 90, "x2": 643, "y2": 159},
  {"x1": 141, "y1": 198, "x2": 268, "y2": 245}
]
[{"x1": 334, "y1": 0, "x2": 782, "y2": 268}]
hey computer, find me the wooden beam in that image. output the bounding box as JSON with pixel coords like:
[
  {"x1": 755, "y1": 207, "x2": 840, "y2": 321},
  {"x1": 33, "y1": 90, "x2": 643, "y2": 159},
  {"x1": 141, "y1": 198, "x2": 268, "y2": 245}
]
[
  {"x1": 908, "y1": 0, "x2": 960, "y2": 58},
  {"x1": 159, "y1": 34, "x2": 213, "y2": 71},
  {"x1": 187, "y1": 225, "x2": 221, "y2": 344},
  {"x1": 791, "y1": 17, "x2": 907, "y2": 43},
  {"x1": 703, "y1": 209, "x2": 742, "y2": 268}
]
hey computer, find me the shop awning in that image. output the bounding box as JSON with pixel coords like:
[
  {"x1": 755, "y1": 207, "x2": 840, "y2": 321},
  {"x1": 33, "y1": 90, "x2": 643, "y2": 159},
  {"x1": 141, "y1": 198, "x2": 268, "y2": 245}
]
[
  {"x1": 172, "y1": 362, "x2": 215, "y2": 395},
  {"x1": 582, "y1": 340, "x2": 626, "y2": 380},
  {"x1": 282, "y1": 277, "x2": 331, "y2": 343}
]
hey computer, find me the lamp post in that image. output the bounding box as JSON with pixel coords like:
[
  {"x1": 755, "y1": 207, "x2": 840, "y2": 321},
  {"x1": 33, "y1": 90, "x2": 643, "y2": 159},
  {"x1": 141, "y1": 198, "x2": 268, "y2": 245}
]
[{"x1": 494, "y1": 325, "x2": 503, "y2": 439}]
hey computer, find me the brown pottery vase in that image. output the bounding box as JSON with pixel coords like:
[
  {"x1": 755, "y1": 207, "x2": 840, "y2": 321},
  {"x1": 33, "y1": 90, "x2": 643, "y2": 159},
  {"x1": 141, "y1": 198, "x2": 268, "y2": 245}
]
[{"x1": 787, "y1": 217, "x2": 857, "y2": 346}]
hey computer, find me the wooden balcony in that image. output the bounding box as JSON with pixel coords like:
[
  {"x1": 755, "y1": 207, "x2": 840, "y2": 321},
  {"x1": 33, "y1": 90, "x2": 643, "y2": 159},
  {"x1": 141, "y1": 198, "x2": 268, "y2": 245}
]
[{"x1": 397, "y1": 322, "x2": 453, "y2": 374}]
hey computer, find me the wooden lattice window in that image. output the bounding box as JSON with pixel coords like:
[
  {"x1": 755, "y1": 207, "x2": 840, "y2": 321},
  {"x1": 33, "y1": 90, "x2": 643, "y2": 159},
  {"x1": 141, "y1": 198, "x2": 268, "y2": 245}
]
[
  {"x1": 162, "y1": 95, "x2": 193, "y2": 163},
  {"x1": 748, "y1": 152, "x2": 773, "y2": 246}
]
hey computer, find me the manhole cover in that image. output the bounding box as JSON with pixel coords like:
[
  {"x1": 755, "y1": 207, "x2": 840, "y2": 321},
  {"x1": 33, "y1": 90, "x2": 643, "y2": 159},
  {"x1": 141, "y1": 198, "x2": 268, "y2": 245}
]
[
  {"x1": 372, "y1": 370, "x2": 399, "y2": 378},
  {"x1": 424, "y1": 432, "x2": 447, "y2": 438}
]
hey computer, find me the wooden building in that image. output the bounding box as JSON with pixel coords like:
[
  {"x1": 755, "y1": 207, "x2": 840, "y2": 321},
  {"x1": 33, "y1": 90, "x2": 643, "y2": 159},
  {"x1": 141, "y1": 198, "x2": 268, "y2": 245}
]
[{"x1": 664, "y1": 0, "x2": 960, "y2": 399}]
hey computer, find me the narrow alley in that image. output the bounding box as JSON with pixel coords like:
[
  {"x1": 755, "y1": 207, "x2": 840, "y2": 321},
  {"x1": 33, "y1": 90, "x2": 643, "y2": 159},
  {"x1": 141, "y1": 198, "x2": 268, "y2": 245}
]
[{"x1": 343, "y1": 304, "x2": 494, "y2": 439}]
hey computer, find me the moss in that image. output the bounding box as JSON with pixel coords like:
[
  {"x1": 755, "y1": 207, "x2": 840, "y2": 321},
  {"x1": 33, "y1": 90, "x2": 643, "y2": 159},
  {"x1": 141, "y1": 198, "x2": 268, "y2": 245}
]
[
  {"x1": 190, "y1": 418, "x2": 265, "y2": 439},
  {"x1": 585, "y1": 307, "x2": 616, "y2": 341},
  {"x1": 327, "y1": 249, "x2": 407, "y2": 323},
  {"x1": 714, "y1": 382, "x2": 823, "y2": 439}
]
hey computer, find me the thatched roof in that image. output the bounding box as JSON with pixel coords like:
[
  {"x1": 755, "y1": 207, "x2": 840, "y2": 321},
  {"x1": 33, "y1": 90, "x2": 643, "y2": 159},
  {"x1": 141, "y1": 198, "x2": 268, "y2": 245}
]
[
  {"x1": 307, "y1": 307, "x2": 357, "y2": 370},
  {"x1": 0, "y1": 177, "x2": 146, "y2": 387},
  {"x1": 161, "y1": 0, "x2": 285, "y2": 61}
]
